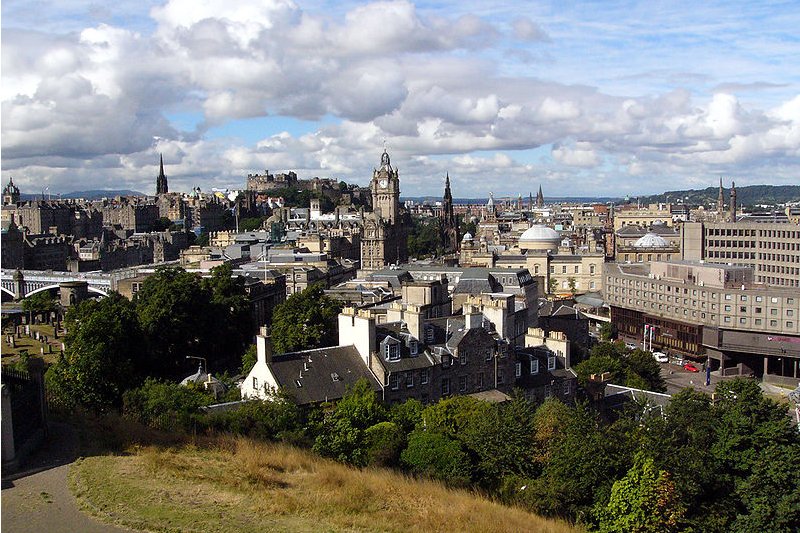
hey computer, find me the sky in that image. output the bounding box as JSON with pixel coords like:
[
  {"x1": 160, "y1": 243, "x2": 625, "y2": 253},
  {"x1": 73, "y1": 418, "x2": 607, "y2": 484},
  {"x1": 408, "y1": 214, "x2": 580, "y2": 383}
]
[{"x1": 2, "y1": 0, "x2": 799, "y2": 198}]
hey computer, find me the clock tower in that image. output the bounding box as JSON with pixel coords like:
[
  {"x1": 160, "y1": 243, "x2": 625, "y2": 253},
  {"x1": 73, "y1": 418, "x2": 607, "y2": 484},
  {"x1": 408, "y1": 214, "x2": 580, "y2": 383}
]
[
  {"x1": 370, "y1": 149, "x2": 400, "y2": 224},
  {"x1": 361, "y1": 148, "x2": 408, "y2": 271}
]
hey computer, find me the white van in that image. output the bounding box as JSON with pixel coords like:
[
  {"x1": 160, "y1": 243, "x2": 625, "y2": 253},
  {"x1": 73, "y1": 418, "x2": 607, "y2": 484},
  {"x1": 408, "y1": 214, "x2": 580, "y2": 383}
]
[{"x1": 652, "y1": 351, "x2": 669, "y2": 363}]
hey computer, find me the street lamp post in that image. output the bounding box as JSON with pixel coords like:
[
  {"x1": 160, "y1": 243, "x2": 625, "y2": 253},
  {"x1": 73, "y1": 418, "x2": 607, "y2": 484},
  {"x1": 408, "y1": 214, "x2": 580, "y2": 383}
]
[{"x1": 185, "y1": 355, "x2": 207, "y2": 374}]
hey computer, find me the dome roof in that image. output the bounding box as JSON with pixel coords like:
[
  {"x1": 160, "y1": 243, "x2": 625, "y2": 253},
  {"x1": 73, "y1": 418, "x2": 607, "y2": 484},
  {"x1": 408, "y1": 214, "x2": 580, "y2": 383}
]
[
  {"x1": 634, "y1": 232, "x2": 669, "y2": 248},
  {"x1": 461, "y1": 232, "x2": 473, "y2": 241},
  {"x1": 519, "y1": 225, "x2": 561, "y2": 244}
]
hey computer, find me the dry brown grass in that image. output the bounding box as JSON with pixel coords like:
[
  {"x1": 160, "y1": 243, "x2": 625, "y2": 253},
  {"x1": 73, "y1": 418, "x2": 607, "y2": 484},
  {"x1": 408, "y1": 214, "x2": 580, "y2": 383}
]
[{"x1": 71, "y1": 434, "x2": 583, "y2": 533}]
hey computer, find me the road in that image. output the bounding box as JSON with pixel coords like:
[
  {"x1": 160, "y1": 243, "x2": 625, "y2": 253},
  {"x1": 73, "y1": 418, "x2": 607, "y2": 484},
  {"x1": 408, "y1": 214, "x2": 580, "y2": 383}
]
[{"x1": 1, "y1": 422, "x2": 134, "y2": 533}]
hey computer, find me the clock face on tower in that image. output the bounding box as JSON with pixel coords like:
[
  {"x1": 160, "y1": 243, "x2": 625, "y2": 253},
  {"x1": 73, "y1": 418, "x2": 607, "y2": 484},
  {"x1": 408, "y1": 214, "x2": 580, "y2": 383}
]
[{"x1": 379, "y1": 179, "x2": 388, "y2": 188}]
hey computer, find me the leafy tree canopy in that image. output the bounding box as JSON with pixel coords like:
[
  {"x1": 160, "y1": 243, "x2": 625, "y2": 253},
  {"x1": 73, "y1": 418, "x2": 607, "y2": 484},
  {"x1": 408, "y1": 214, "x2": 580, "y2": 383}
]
[
  {"x1": 270, "y1": 283, "x2": 341, "y2": 354},
  {"x1": 596, "y1": 452, "x2": 686, "y2": 533},
  {"x1": 21, "y1": 290, "x2": 57, "y2": 314},
  {"x1": 400, "y1": 430, "x2": 472, "y2": 487},
  {"x1": 46, "y1": 293, "x2": 143, "y2": 411}
]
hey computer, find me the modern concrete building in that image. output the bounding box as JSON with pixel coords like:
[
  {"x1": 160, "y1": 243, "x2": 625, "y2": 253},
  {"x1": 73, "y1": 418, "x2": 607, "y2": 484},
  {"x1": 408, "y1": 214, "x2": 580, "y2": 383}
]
[
  {"x1": 680, "y1": 220, "x2": 800, "y2": 288},
  {"x1": 605, "y1": 260, "x2": 800, "y2": 385}
]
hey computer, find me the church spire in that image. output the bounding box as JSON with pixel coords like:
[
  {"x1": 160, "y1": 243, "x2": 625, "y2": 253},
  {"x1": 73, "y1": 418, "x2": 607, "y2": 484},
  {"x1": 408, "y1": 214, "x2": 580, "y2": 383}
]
[
  {"x1": 717, "y1": 177, "x2": 725, "y2": 214},
  {"x1": 536, "y1": 185, "x2": 544, "y2": 208},
  {"x1": 441, "y1": 172, "x2": 458, "y2": 253},
  {"x1": 156, "y1": 153, "x2": 168, "y2": 195}
]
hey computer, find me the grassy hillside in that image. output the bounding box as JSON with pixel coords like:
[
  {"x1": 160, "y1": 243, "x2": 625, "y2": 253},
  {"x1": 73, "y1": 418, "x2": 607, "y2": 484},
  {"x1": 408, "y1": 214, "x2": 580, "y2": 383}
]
[
  {"x1": 637, "y1": 184, "x2": 800, "y2": 206},
  {"x1": 70, "y1": 435, "x2": 582, "y2": 533}
]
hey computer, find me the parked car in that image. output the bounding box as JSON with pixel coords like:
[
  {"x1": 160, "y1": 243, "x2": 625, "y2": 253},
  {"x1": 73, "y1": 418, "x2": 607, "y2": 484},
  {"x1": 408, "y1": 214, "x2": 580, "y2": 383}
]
[
  {"x1": 625, "y1": 342, "x2": 638, "y2": 350},
  {"x1": 683, "y1": 362, "x2": 700, "y2": 372},
  {"x1": 652, "y1": 351, "x2": 669, "y2": 363}
]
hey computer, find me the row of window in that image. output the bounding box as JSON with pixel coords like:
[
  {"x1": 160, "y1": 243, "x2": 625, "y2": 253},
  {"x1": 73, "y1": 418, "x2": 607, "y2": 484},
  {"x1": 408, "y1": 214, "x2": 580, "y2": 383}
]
[
  {"x1": 547, "y1": 264, "x2": 598, "y2": 275},
  {"x1": 706, "y1": 228, "x2": 800, "y2": 240},
  {"x1": 609, "y1": 276, "x2": 796, "y2": 306},
  {"x1": 388, "y1": 369, "x2": 430, "y2": 390}
]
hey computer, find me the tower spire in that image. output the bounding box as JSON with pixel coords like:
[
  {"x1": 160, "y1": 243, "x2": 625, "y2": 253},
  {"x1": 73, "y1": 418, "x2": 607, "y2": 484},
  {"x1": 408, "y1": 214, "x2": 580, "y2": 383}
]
[{"x1": 156, "y1": 153, "x2": 168, "y2": 195}]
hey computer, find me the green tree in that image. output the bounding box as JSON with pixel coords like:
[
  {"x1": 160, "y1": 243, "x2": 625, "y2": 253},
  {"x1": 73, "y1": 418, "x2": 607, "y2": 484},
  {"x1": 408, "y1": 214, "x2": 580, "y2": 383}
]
[
  {"x1": 45, "y1": 293, "x2": 143, "y2": 411},
  {"x1": 122, "y1": 378, "x2": 214, "y2": 430},
  {"x1": 638, "y1": 389, "x2": 730, "y2": 532},
  {"x1": 625, "y1": 350, "x2": 666, "y2": 392},
  {"x1": 271, "y1": 283, "x2": 341, "y2": 354},
  {"x1": 201, "y1": 391, "x2": 305, "y2": 444},
  {"x1": 241, "y1": 344, "x2": 257, "y2": 374},
  {"x1": 238, "y1": 217, "x2": 264, "y2": 232},
  {"x1": 567, "y1": 277, "x2": 577, "y2": 295},
  {"x1": 599, "y1": 322, "x2": 616, "y2": 341},
  {"x1": 596, "y1": 452, "x2": 686, "y2": 533},
  {"x1": 574, "y1": 355, "x2": 624, "y2": 387},
  {"x1": 525, "y1": 402, "x2": 619, "y2": 523},
  {"x1": 202, "y1": 263, "x2": 253, "y2": 369},
  {"x1": 711, "y1": 378, "x2": 800, "y2": 530},
  {"x1": 400, "y1": 430, "x2": 472, "y2": 486},
  {"x1": 134, "y1": 266, "x2": 216, "y2": 377},
  {"x1": 364, "y1": 421, "x2": 405, "y2": 467},
  {"x1": 460, "y1": 395, "x2": 540, "y2": 487},
  {"x1": 420, "y1": 395, "x2": 491, "y2": 437},
  {"x1": 407, "y1": 216, "x2": 443, "y2": 258},
  {"x1": 548, "y1": 277, "x2": 558, "y2": 294},
  {"x1": 733, "y1": 442, "x2": 800, "y2": 532},
  {"x1": 312, "y1": 379, "x2": 387, "y2": 466},
  {"x1": 389, "y1": 398, "x2": 424, "y2": 434},
  {"x1": 21, "y1": 291, "x2": 57, "y2": 323},
  {"x1": 152, "y1": 217, "x2": 172, "y2": 232},
  {"x1": 459, "y1": 217, "x2": 477, "y2": 239}
]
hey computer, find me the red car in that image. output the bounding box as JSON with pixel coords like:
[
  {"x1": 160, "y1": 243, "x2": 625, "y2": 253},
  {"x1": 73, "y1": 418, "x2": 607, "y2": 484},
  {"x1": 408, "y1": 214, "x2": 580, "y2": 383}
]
[{"x1": 683, "y1": 363, "x2": 700, "y2": 372}]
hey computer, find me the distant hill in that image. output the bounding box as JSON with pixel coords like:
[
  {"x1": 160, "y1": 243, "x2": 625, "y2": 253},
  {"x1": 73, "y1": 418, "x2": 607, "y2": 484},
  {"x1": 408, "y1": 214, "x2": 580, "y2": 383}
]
[
  {"x1": 405, "y1": 196, "x2": 620, "y2": 204},
  {"x1": 636, "y1": 185, "x2": 800, "y2": 207},
  {"x1": 20, "y1": 189, "x2": 146, "y2": 201}
]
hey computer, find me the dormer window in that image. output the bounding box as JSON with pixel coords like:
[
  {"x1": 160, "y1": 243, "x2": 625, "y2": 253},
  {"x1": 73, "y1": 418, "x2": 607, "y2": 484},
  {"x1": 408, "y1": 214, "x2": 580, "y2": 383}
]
[
  {"x1": 530, "y1": 359, "x2": 539, "y2": 375},
  {"x1": 409, "y1": 340, "x2": 418, "y2": 356},
  {"x1": 384, "y1": 342, "x2": 400, "y2": 361},
  {"x1": 442, "y1": 355, "x2": 451, "y2": 368},
  {"x1": 547, "y1": 356, "x2": 556, "y2": 371},
  {"x1": 425, "y1": 325, "x2": 434, "y2": 343}
]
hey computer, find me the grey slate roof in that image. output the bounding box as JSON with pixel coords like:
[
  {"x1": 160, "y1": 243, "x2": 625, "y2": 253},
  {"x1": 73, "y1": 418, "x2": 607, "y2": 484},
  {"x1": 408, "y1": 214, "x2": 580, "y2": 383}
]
[{"x1": 269, "y1": 345, "x2": 381, "y2": 405}]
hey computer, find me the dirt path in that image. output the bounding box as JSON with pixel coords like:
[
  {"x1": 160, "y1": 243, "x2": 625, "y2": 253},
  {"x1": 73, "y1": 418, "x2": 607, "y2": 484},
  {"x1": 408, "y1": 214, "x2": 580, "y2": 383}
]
[{"x1": 1, "y1": 422, "x2": 135, "y2": 533}]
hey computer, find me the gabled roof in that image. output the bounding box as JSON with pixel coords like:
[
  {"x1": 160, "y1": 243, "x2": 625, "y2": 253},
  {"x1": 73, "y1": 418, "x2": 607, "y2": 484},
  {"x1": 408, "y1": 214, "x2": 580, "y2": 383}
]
[
  {"x1": 269, "y1": 345, "x2": 381, "y2": 405},
  {"x1": 550, "y1": 304, "x2": 588, "y2": 320}
]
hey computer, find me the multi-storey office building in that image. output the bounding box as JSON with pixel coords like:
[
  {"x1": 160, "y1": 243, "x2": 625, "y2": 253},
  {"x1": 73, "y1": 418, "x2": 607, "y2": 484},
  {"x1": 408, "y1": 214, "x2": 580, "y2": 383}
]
[
  {"x1": 681, "y1": 220, "x2": 800, "y2": 288},
  {"x1": 605, "y1": 260, "x2": 800, "y2": 385}
]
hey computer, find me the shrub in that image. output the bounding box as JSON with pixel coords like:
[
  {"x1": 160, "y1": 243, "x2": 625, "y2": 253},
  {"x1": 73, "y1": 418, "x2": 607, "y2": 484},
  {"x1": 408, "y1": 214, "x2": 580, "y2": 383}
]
[
  {"x1": 400, "y1": 430, "x2": 472, "y2": 487},
  {"x1": 123, "y1": 379, "x2": 213, "y2": 431},
  {"x1": 364, "y1": 421, "x2": 405, "y2": 467}
]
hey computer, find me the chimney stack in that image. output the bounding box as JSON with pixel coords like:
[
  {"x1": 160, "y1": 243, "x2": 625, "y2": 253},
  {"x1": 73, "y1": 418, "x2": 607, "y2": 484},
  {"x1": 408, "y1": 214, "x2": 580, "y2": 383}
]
[{"x1": 257, "y1": 330, "x2": 272, "y2": 364}]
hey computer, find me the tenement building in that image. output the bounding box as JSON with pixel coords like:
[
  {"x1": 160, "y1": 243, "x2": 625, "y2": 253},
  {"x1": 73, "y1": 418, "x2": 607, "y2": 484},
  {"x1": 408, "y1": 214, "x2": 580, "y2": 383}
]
[
  {"x1": 605, "y1": 260, "x2": 800, "y2": 385},
  {"x1": 681, "y1": 220, "x2": 800, "y2": 288}
]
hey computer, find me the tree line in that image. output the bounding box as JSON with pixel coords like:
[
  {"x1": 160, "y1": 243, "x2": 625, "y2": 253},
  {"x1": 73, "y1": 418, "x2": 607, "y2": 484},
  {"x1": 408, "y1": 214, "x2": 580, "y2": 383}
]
[
  {"x1": 121, "y1": 376, "x2": 799, "y2": 533},
  {"x1": 46, "y1": 264, "x2": 252, "y2": 411}
]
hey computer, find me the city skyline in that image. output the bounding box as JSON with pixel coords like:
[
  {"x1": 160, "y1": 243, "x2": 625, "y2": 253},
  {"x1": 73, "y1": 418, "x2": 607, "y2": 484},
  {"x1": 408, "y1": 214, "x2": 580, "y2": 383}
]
[{"x1": 2, "y1": 0, "x2": 799, "y2": 197}]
